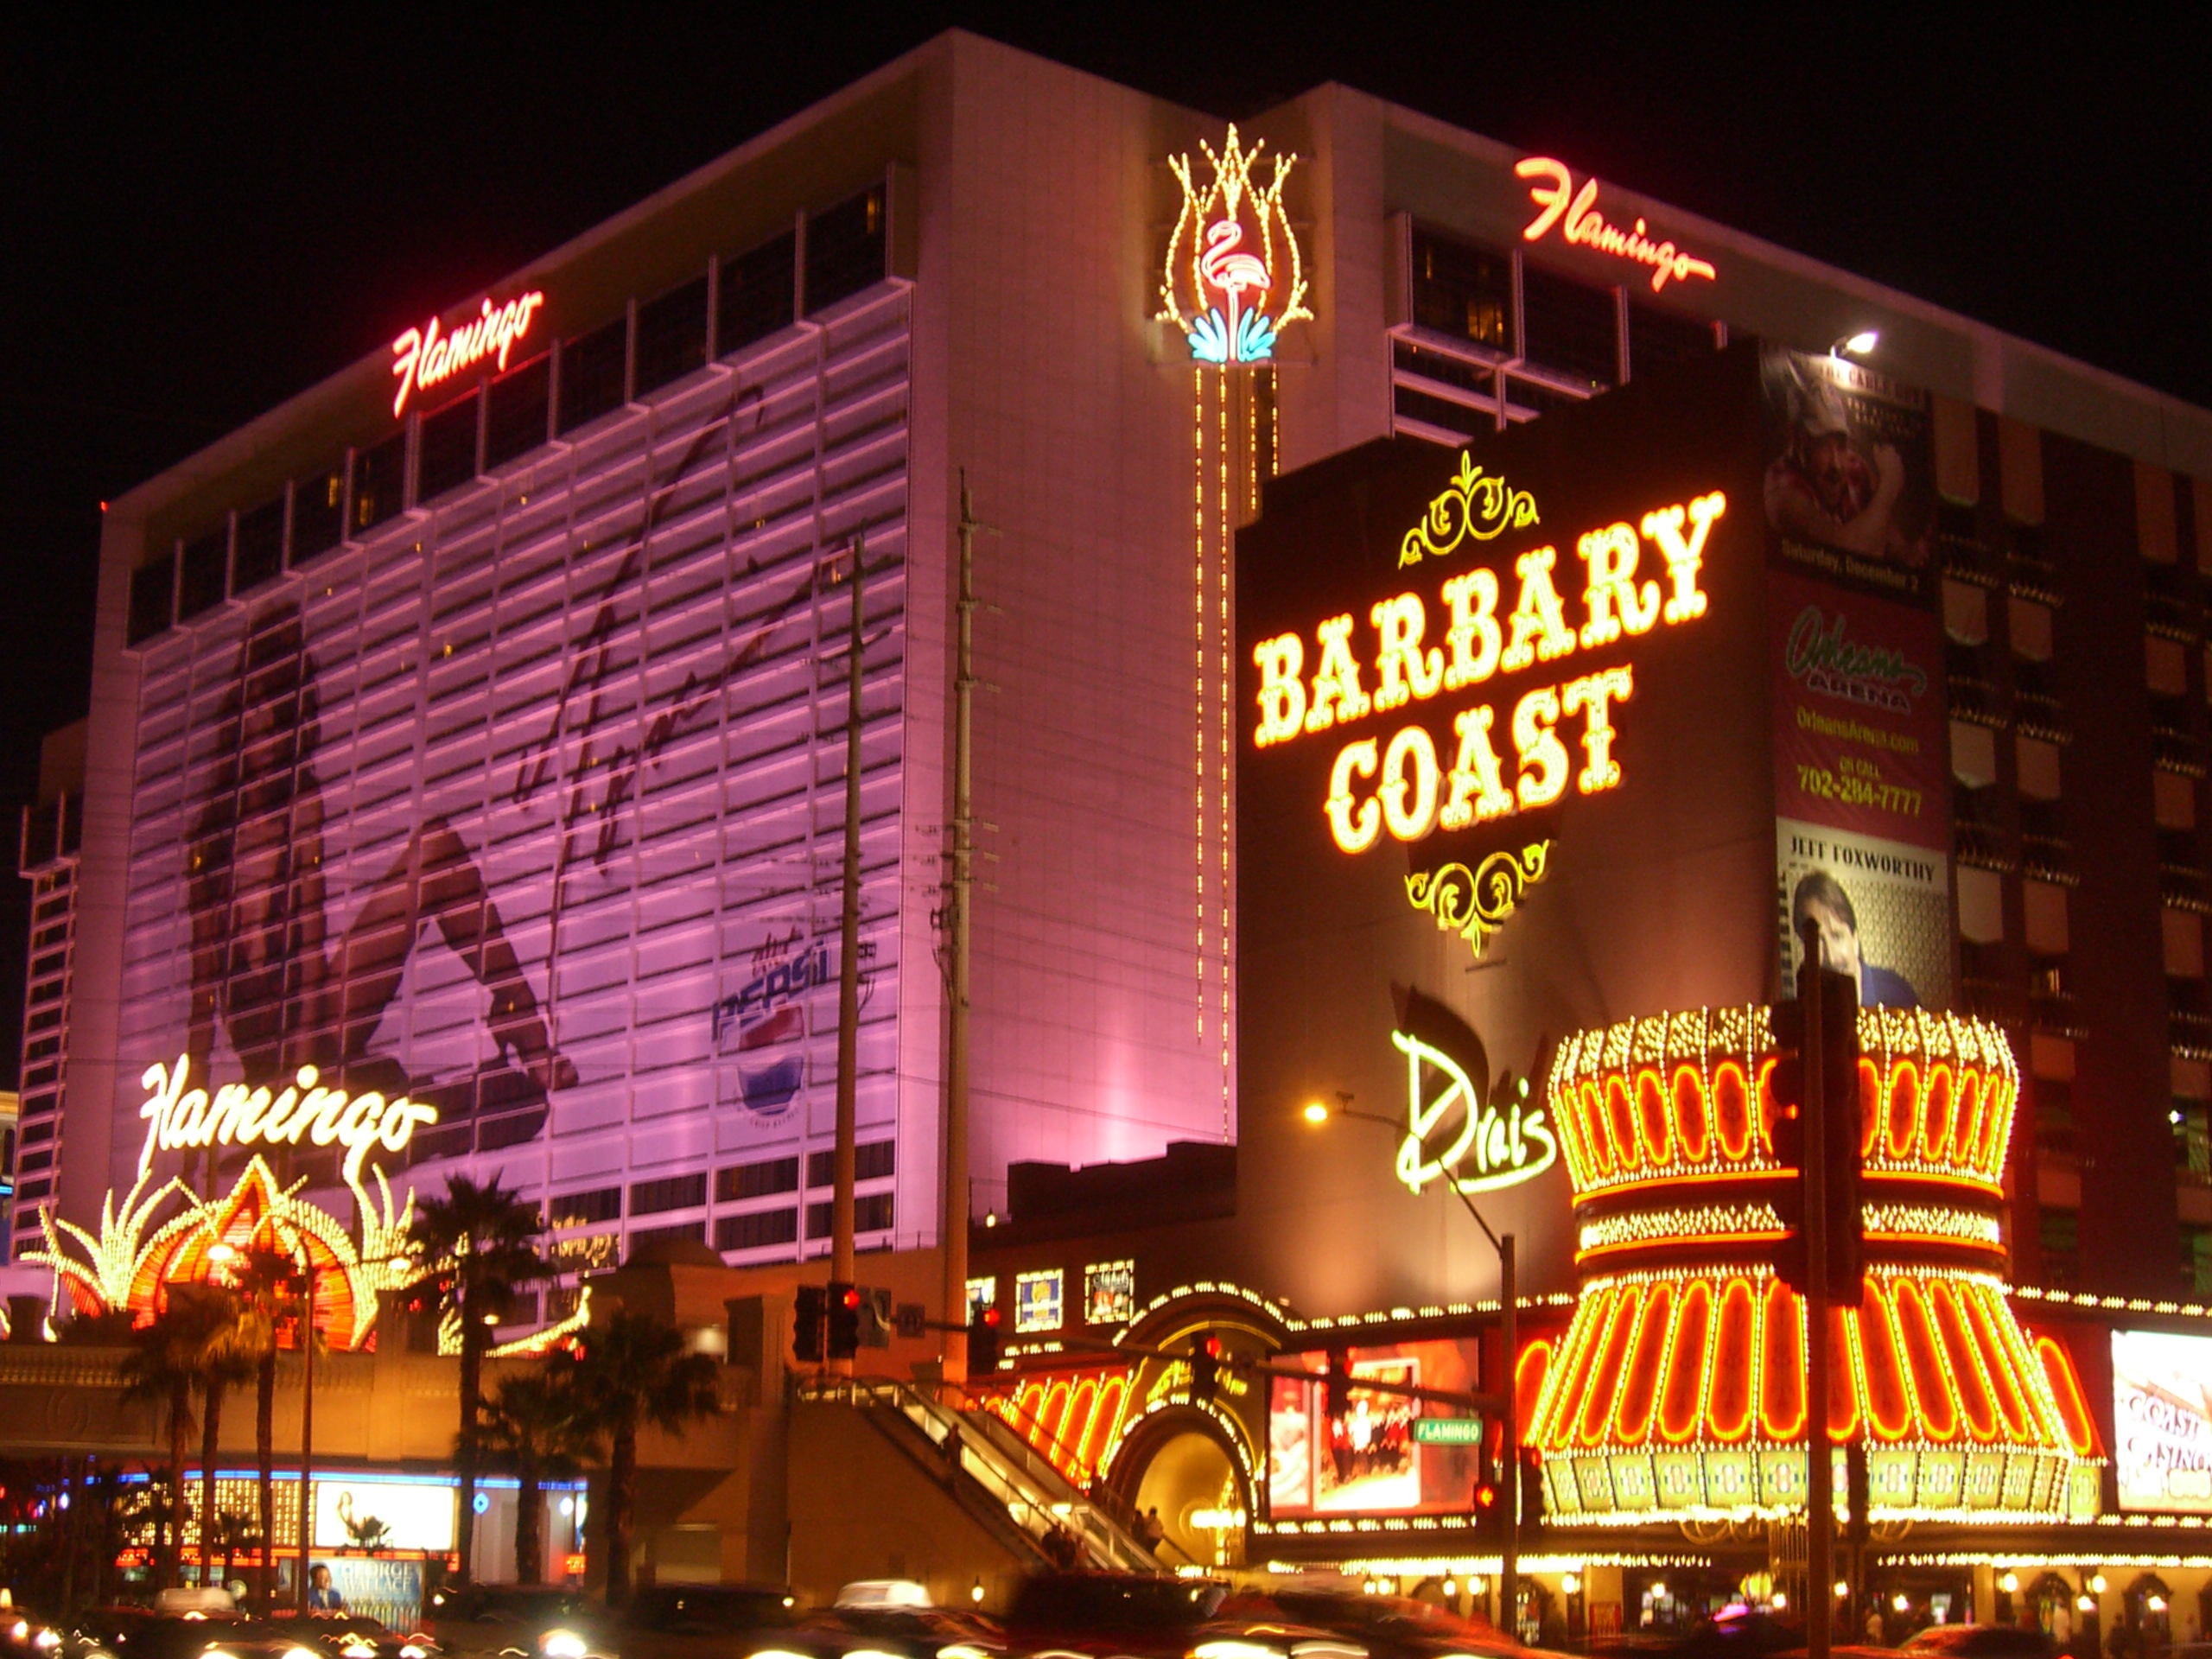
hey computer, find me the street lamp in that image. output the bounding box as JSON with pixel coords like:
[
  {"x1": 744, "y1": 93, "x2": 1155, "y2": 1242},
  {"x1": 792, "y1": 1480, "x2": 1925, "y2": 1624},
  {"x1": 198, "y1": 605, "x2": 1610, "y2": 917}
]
[
  {"x1": 1830, "y1": 330, "x2": 1879, "y2": 359},
  {"x1": 1303, "y1": 1096, "x2": 1522, "y2": 1633}
]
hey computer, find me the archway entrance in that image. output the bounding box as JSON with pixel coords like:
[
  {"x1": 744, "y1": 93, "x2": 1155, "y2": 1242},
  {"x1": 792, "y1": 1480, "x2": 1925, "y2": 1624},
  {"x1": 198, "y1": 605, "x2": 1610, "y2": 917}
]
[{"x1": 1122, "y1": 1421, "x2": 1246, "y2": 1571}]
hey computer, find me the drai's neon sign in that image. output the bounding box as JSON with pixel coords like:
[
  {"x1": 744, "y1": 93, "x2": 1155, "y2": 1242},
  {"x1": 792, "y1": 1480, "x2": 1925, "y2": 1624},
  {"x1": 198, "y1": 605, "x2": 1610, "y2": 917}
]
[
  {"x1": 1516, "y1": 157, "x2": 1717, "y2": 292},
  {"x1": 1252, "y1": 462, "x2": 1726, "y2": 854},
  {"x1": 1392, "y1": 1030, "x2": 1556, "y2": 1196},
  {"x1": 137, "y1": 1055, "x2": 439, "y2": 1190},
  {"x1": 391, "y1": 289, "x2": 546, "y2": 416}
]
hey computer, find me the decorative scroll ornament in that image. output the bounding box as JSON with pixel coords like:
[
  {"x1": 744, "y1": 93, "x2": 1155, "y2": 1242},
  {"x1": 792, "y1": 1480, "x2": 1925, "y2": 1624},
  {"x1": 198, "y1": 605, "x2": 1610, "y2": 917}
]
[
  {"x1": 1398, "y1": 452, "x2": 1541, "y2": 569},
  {"x1": 1405, "y1": 841, "x2": 1552, "y2": 957},
  {"x1": 1158, "y1": 125, "x2": 1311, "y2": 365}
]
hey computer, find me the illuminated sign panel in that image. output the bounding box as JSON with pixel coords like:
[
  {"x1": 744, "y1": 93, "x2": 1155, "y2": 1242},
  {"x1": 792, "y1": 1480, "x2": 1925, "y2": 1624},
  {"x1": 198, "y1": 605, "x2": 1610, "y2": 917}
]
[
  {"x1": 1516, "y1": 157, "x2": 1717, "y2": 291},
  {"x1": 1159, "y1": 125, "x2": 1309, "y2": 365},
  {"x1": 1268, "y1": 1338, "x2": 1486, "y2": 1517},
  {"x1": 2113, "y1": 1329, "x2": 2212, "y2": 1511},
  {"x1": 391, "y1": 289, "x2": 545, "y2": 416},
  {"x1": 1238, "y1": 346, "x2": 1772, "y2": 1306},
  {"x1": 313, "y1": 1474, "x2": 457, "y2": 1552}
]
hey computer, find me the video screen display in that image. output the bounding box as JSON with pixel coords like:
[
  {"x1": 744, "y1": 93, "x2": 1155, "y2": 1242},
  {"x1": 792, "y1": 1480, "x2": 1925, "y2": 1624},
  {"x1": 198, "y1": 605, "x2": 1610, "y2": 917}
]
[
  {"x1": 1267, "y1": 1337, "x2": 1487, "y2": 1517},
  {"x1": 2114, "y1": 1328, "x2": 2212, "y2": 1511}
]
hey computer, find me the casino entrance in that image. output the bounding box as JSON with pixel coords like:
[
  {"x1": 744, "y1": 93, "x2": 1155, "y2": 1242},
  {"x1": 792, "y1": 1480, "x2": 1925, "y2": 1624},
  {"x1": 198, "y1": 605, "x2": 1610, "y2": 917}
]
[{"x1": 1110, "y1": 1404, "x2": 1252, "y2": 1571}]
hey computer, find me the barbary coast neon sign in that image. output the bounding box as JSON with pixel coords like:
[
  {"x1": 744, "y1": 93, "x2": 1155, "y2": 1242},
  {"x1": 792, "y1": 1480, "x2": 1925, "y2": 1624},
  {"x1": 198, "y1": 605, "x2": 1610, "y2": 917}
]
[
  {"x1": 137, "y1": 1055, "x2": 439, "y2": 1190},
  {"x1": 1516, "y1": 156, "x2": 1716, "y2": 292},
  {"x1": 391, "y1": 289, "x2": 546, "y2": 416},
  {"x1": 1253, "y1": 460, "x2": 1726, "y2": 854}
]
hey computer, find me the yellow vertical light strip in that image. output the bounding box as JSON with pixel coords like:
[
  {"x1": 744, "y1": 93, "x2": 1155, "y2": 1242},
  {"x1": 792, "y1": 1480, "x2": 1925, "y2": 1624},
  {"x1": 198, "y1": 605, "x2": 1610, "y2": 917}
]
[
  {"x1": 1219, "y1": 370, "x2": 1233, "y2": 1131},
  {"x1": 1193, "y1": 365, "x2": 1207, "y2": 1039}
]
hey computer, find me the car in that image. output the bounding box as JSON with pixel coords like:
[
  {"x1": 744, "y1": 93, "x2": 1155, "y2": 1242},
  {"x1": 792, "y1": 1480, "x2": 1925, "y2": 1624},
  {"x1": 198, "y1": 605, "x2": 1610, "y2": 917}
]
[
  {"x1": 256, "y1": 1611, "x2": 434, "y2": 1659},
  {"x1": 998, "y1": 1573, "x2": 1363, "y2": 1659},
  {"x1": 1218, "y1": 1592, "x2": 1577, "y2": 1659},
  {"x1": 1592, "y1": 1611, "x2": 1808, "y2": 1659},
  {"x1": 613, "y1": 1587, "x2": 802, "y2": 1659},
  {"x1": 421, "y1": 1587, "x2": 612, "y2": 1659},
  {"x1": 1896, "y1": 1631, "x2": 2057, "y2": 1659}
]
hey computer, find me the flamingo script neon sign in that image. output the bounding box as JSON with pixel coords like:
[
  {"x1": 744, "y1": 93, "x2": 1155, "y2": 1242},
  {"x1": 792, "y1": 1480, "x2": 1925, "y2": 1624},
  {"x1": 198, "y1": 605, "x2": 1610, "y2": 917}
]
[
  {"x1": 1516, "y1": 157, "x2": 1717, "y2": 292},
  {"x1": 1159, "y1": 126, "x2": 1311, "y2": 365},
  {"x1": 391, "y1": 289, "x2": 546, "y2": 416}
]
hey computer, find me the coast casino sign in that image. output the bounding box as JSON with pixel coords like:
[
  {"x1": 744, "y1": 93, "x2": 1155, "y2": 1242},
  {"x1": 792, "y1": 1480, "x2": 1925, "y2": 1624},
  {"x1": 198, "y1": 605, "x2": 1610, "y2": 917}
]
[{"x1": 1249, "y1": 454, "x2": 1726, "y2": 861}]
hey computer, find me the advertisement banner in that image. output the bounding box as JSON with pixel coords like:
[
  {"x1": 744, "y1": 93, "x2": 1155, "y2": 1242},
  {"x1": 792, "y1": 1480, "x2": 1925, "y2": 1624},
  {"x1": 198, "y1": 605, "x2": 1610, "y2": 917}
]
[
  {"x1": 317, "y1": 1556, "x2": 426, "y2": 1630},
  {"x1": 313, "y1": 1474, "x2": 456, "y2": 1553},
  {"x1": 1770, "y1": 571, "x2": 1948, "y2": 852},
  {"x1": 2113, "y1": 1328, "x2": 2212, "y2": 1511},
  {"x1": 1268, "y1": 1338, "x2": 1486, "y2": 1518},
  {"x1": 1761, "y1": 346, "x2": 1936, "y2": 601},
  {"x1": 1777, "y1": 820, "x2": 1951, "y2": 1011}
]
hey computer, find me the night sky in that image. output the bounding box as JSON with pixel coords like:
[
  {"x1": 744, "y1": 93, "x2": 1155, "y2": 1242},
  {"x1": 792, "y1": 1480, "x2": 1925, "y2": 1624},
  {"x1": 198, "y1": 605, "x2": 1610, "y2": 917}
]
[{"x1": 2, "y1": 11, "x2": 2204, "y2": 1086}]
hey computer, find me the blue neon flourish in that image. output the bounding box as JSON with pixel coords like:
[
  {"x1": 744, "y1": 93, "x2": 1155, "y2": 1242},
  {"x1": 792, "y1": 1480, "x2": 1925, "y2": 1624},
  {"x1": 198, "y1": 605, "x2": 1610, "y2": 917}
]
[
  {"x1": 1235, "y1": 306, "x2": 1277, "y2": 363},
  {"x1": 1186, "y1": 307, "x2": 1230, "y2": 365}
]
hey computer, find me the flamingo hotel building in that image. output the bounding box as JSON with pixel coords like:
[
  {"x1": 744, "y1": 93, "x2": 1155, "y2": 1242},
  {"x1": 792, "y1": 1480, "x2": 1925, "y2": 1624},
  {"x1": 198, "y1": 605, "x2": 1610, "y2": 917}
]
[{"x1": 22, "y1": 22, "x2": 2212, "y2": 1634}]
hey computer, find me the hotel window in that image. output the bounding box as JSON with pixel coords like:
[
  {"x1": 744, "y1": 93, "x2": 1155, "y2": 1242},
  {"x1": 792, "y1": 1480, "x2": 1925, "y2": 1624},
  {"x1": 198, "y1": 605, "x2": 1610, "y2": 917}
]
[
  {"x1": 125, "y1": 553, "x2": 175, "y2": 645},
  {"x1": 718, "y1": 231, "x2": 797, "y2": 356},
  {"x1": 177, "y1": 525, "x2": 228, "y2": 622},
  {"x1": 2038, "y1": 1205, "x2": 2079, "y2": 1287},
  {"x1": 557, "y1": 315, "x2": 629, "y2": 435},
  {"x1": 2033, "y1": 1077, "x2": 2075, "y2": 1157},
  {"x1": 1520, "y1": 264, "x2": 1617, "y2": 392},
  {"x1": 548, "y1": 1185, "x2": 621, "y2": 1230},
  {"x1": 2187, "y1": 1224, "x2": 2212, "y2": 1297},
  {"x1": 805, "y1": 1192, "x2": 893, "y2": 1237},
  {"x1": 965, "y1": 1276, "x2": 996, "y2": 1322},
  {"x1": 806, "y1": 1141, "x2": 893, "y2": 1187},
  {"x1": 1084, "y1": 1261, "x2": 1135, "y2": 1325},
  {"x1": 233, "y1": 496, "x2": 284, "y2": 593},
  {"x1": 632, "y1": 1220, "x2": 707, "y2": 1252},
  {"x1": 633, "y1": 275, "x2": 709, "y2": 397},
  {"x1": 484, "y1": 353, "x2": 552, "y2": 471},
  {"x1": 716, "y1": 1155, "x2": 799, "y2": 1203},
  {"x1": 2177, "y1": 1103, "x2": 2212, "y2": 1185},
  {"x1": 1014, "y1": 1269, "x2": 1063, "y2": 1333},
  {"x1": 715, "y1": 1208, "x2": 798, "y2": 1252},
  {"x1": 292, "y1": 460, "x2": 346, "y2": 563},
  {"x1": 416, "y1": 389, "x2": 481, "y2": 504},
  {"x1": 352, "y1": 430, "x2": 406, "y2": 532},
  {"x1": 1409, "y1": 227, "x2": 1509, "y2": 350},
  {"x1": 630, "y1": 1173, "x2": 707, "y2": 1216},
  {"x1": 1625, "y1": 302, "x2": 1717, "y2": 382},
  {"x1": 804, "y1": 186, "x2": 887, "y2": 315}
]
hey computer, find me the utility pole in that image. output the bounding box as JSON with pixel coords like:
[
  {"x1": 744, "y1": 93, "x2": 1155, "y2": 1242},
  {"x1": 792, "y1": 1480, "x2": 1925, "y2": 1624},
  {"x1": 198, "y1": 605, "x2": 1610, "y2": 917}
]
[
  {"x1": 1500, "y1": 1231, "x2": 1518, "y2": 1637},
  {"x1": 296, "y1": 1262, "x2": 316, "y2": 1611},
  {"x1": 1801, "y1": 920, "x2": 1833, "y2": 1659},
  {"x1": 942, "y1": 478, "x2": 978, "y2": 1387},
  {"x1": 830, "y1": 534, "x2": 865, "y2": 1372}
]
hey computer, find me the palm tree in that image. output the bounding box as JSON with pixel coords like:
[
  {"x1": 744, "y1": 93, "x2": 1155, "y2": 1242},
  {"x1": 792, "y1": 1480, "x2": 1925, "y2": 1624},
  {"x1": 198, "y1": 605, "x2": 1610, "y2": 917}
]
[
  {"x1": 407, "y1": 1173, "x2": 545, "y2": 1583},
  {"x1": 194, "y1": 1290, "x2": 254, "y2": 1585},
  {"x1": 479, "y1": 1367, "x2": 593, "y2": 1584},
  {"x1": 230, "y1": 1246, "x2": 298, "y2": 1610},
  {"x1": 119, "y1": 1285, "x2": 233, "y2": 1586},
  {"x1": 566, "y1": 1308, "x2": 721, "y2": 1609}
]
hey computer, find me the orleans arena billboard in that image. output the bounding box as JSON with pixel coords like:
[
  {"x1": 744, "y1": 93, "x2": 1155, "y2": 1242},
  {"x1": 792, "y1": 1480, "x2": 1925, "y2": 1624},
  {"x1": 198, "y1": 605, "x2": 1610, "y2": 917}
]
[
  {"x1": 1235, "y1": 340, "x2": 1957, "y2": 1312},
  {"x1": 107, "y1": 289, "x2": 922, "y2": 1251}
]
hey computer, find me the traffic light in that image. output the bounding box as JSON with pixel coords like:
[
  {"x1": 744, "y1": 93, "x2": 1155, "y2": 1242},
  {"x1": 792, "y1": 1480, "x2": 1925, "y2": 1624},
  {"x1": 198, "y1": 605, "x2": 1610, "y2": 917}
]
[
  {"x1": 1519, "y1": 1447, "x2": 1544, "y2": 1529},
  {"x1": 1471, "y1": 1455, "x2": 1502, "y2": 1535},
  {"x1": 1187, "y1": 1335, "x2": 1224, "y2": 1404},
  {"x1": 794, "y1": 1284, "x2": 827, "y2": 1363},
  {"x1": 827, "y1": 1281, "x2": 861, "y2": 1358},
  {"x1": 968, "y1": 1304, "x2": 1002, "y2": 1371},
  {"x1": 1769, "y1": 963, "x2": 1864, "y2": 1300}
]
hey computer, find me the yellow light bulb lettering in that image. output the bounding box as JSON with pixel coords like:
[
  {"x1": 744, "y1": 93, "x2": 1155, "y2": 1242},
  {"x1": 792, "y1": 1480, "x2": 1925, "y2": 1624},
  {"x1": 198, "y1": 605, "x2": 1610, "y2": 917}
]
[
  {"x1": 1369, "y1": 593, "x2": 1443, "y2": 711},
  {"x1": 1501, "y1": 547, "x2": 1576, "y2": 673},
  {"x1": 1440, "y1": 705, "x2": 1516, "y2": 830},
  {"x1": 1645, "y1": 492, "x2": 1726, "y2": 624},
  {"x1": 1563, "y1": 664, "x2": 1634, "y2": 794},
  {"x1": 1303, "y1": 613, "x2": 1372, "y2": 734},
  {"x1": 1325, "y1": 738, "x2": 1382, "y2": 853},
  {"x1": 1512, "y1": 684, "x2": 1570, "y2": 808},
  {"x1": 1378, "y1": 725, "x2": 1440, "y2": 842},
  {"x1": 1252, "y1": 633, "x2": 1306, "y2": 746},
  {"x1": 1577, "y1": 521, "x2": 1659, "y2": 647},
  {"x1": 1440, "y1": 569, "x2": 1503, "y2": 690}
]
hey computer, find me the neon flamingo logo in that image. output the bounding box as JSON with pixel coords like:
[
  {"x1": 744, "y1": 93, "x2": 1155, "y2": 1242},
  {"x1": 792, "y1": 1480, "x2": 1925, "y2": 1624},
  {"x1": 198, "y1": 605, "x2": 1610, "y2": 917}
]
[{"x1": 1158, "y1": 125, "x2": 1310, "y2": 365}]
